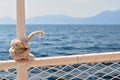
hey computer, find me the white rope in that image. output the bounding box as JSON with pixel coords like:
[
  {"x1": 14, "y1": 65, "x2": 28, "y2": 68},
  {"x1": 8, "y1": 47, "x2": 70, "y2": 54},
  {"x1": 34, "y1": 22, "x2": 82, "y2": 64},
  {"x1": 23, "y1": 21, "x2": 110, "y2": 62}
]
[
  {"x1": 26, "y1": 31, "x2": 44, "y2": 42},
  {"x1": 9, "y1": 31, "x2": 45, "y2": 61}
]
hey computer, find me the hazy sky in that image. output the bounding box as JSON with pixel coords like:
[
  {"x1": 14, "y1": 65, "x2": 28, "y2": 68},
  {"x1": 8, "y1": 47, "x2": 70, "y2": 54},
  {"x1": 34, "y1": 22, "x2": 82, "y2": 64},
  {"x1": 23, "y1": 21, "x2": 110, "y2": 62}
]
[{"x1": 0, "y1": 0, "x2": 120, "y2": 19}]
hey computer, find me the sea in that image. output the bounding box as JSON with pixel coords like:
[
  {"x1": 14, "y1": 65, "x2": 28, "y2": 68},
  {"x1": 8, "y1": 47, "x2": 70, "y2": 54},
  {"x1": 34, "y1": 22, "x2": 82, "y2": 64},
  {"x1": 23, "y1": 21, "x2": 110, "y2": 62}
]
[{"x1": 0, "y1": 25, "x2": 120, "y2": 60}]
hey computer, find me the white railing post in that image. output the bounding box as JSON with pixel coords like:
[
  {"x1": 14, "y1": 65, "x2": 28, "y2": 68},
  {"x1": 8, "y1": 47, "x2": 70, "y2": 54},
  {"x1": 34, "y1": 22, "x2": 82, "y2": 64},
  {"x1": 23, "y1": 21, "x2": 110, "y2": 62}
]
[
  {"x1": 17, "y1": 63, "x2": 28, "y2": 80},
  {"x1": 16, "y1": 0, "x2": 28, "y2": 80},
  {"x1": 16, "y1": 0, "x2": 26, "y2": 40},
  {"x1": 8, "y1": 0, "x2": 45, "y2": 79}
]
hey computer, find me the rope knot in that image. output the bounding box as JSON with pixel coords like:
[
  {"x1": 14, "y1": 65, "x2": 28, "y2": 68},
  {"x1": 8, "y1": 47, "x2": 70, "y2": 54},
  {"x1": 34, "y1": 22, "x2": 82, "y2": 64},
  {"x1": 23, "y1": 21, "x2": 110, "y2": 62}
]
[
  {"x1": 9, "y1": 31, "x2": 45, "y2": 61},
  {"x1": 9, "y1": 39, "x2": 30, "y2": 61}
]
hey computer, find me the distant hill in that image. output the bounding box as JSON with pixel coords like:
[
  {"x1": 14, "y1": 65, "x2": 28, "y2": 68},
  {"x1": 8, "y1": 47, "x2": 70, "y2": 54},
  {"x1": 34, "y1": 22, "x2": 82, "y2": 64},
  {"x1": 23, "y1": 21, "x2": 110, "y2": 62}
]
[
  {"x1": 0, "y1": 17, "x2": 16, "y2": 24},
  {"x1": 27, "y1": 15, "x2": 79, "y2": 24},
  {"x1": 81, "y1": 9, "x2": 120, "y2": 24},
  {"x1": 0, "y1": 9, "x2": 120, "y2": 24}
]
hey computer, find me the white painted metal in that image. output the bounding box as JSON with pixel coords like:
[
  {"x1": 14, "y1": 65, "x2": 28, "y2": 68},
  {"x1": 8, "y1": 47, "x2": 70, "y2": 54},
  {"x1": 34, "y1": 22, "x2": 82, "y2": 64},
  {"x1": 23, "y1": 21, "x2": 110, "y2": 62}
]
[
  {"x1": 0, "y1": 52, "x2": 120, "y2": 69},
  {"x1": 16, "y1": 0, "x2": 26, "y2": 40},
  {"x1": 0, "y1": 52, "x2": 120, "y2": 79},
  {"x1": 17, "y1": 63, "x2": 28, "y2": 80},
  {"x1": 16, "y1": 0, "x2": 27, "y2": 79}
]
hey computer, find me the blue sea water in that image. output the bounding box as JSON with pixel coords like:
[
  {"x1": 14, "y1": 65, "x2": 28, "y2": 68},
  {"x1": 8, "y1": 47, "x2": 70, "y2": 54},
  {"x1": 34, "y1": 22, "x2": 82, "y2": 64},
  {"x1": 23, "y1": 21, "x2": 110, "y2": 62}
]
[{"x1": 0, "y1": 25, "x2": 120, "y2": 60}]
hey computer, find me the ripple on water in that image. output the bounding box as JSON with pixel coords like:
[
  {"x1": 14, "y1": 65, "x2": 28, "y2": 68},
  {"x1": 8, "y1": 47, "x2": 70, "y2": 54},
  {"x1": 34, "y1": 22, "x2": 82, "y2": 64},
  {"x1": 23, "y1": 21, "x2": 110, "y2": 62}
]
[{"x1": 1, "y1": 25, "x2": 120, "y2": 60}]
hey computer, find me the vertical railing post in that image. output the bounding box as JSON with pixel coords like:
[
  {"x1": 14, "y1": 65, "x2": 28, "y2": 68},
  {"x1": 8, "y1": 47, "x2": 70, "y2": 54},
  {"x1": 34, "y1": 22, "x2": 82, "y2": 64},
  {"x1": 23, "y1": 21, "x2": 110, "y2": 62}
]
[
  {"x1": 16, "y1": 0, "x2": 28, "y2": 80},
  {"x1": 14, "y1": 0, "x2": 44, "y2": 79},
  {"x1": 17, "y1": 63, "x2": 28, "y2": 80},
  {"x1": 16, "y1": 0, "x2": 26, "y2": 40}
]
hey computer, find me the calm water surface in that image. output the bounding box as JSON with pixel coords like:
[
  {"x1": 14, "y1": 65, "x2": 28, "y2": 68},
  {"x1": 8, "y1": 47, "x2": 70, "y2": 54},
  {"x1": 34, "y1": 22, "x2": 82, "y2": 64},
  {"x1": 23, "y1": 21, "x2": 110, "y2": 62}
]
[{"x1": 0, "y1": 25, "x2": 120, "y2": 60}]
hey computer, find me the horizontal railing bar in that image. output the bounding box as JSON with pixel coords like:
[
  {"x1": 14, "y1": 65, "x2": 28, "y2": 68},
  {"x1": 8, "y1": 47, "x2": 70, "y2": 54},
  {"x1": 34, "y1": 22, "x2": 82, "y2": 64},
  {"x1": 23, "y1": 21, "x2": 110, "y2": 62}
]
[
  {"x1": 28, "y1": 51, "x2": 120, "y2": 67},
  {"x1": 0, "y1": 51, "x2": 120, "y2": 70},
  {"x1": 0, "y1": 60, "x2": 17, "y2": 70}
]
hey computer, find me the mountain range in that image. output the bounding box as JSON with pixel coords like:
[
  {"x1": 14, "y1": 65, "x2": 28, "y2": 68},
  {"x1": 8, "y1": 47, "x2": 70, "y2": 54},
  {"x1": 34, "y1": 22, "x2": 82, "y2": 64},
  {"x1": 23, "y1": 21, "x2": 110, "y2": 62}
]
[{"x1": 0, "y1": 9, "x2": 120, "y2": 24}]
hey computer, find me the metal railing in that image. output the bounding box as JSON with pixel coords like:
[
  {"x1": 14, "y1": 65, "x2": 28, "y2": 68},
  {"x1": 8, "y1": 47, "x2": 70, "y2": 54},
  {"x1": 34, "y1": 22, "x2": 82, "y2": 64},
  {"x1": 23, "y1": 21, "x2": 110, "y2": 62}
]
[
  {"x1": 0, "y1": 52, "x2": 120, "y2": 80},
  {"x1": 1, "y1": 0, "x2": 120, "y2": 80}
]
